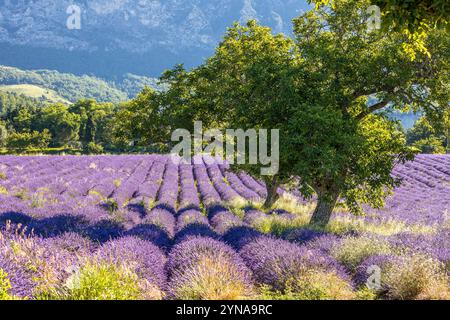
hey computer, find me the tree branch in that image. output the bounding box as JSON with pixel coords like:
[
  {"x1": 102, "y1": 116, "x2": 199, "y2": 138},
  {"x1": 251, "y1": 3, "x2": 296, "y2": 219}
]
[{"x1": 356, "y1": 100, "x2": 390, "y2": 121}]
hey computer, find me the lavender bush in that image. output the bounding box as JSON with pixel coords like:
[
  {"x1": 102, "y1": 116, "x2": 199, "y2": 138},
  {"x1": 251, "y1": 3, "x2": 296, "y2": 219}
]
[{"x1": 166, "y1": 236, "x2": 254, "y2": 300}]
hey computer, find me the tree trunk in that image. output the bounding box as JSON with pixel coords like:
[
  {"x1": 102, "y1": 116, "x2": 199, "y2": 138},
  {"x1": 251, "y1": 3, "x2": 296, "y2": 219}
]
[
  {"x1": 446, "y1": 127, "x2": 449, "y2": 154},
  {"x1": 263, "y1": 177, "x2": 280, "y2": 209},
  {"x1": 309, "y1": 191, "x2": 339, "y2": 228}
]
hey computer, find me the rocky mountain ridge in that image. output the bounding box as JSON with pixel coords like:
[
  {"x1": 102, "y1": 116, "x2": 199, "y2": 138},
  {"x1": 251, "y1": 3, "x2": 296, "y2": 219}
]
[{"x1": 0, "y1": 0, "x2": 309, "y2": 78}]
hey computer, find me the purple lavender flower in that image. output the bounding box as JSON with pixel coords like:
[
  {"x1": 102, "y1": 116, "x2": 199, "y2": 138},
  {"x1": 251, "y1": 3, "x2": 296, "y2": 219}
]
[
  {"x1": 0, "y1": 154, "x2": 448, "y2": 299},
  {"x1": 166, "y1": 236, "x2": 254, "y2": 299},
  {"x1": 223, "y1": 226, "x2": 264, "y2": 250},
  {"x1": 243, "y1": 209, "x2": 267, "y2": 225},
  {"x1": 125, "y1": 224, "x2": 172, "y2": 250},
  {"x1": 143, "y1": 206, "x2": 177, "y2": 237},
  {"x1": 43, "y1": 232, "x2": 95, "y2": 256},
  {"x1": 389, "y1": 232, "x2": 450, "y2": 264},
  {"x1": 240, "y1": 236, "x2": 350, "y2": 290},
  {"x1": 0, "y1": 252, "x2": 36, "y2": 298},
  {"x1": 210, "y1": 210, "x2": 244, "y2": 234},
  {"x1": 176, "y1": 209, "x2": 209, "y2": 232},
  {"x1": 305, "y1": 234, "x2": 342, "y2": 254},
  {"x1": 174, "y1": 224, "x2": 219, "y2": 244},
  {"x1": 96, "y1": 236, "x2": 167, "y2": 290}
]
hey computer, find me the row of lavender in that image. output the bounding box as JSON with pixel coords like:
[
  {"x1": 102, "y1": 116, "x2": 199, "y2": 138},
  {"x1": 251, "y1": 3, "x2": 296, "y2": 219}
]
[{"x1": 0, "y1": 155, "x2": 449, "y2": 299}]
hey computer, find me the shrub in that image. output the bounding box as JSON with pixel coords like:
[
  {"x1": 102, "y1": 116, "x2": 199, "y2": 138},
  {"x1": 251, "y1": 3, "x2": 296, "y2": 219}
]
[
  {"x1": 43, "y1": 232, "x2": 95, "y2": 256},
  {"x1": 143, "y1": 208, "x2": 176, "y2": 237},
  {"x1": 210, "y1": 211, "x2": 244, "y2": 234},
  {"x1": 389, "y1": 232, "x2": 450, "y2": 266},
  {"x1": 6, "y1": 129, "x2": 51, "y2": 150},
  {"x1": 176, "y1": 210, "x2": 209, "y2": 232},
  {"x1": 171, "y1": 255, "x2": 253, "y2": 300},
  {"x1": 61, "y1": 261, "x2": 144, "y2": 300},
  {"x1": 356, "y1": 253, "x2": 450, "y2": 300},
  {"x1": 331, "y1": 235, "x2": 392, "y2": 271},
  {"x1": 0, "y1": 269, "x2": 13, "y2": 300},
  {"x1": 84, "y1": 142, "x2": 104, "y2": 155},
  {"x1": 354, "y1": 254, "x2": 400, "y2": 289},
  {"x1": 96, "y1": 237, "x2": 167, "y2": 291},
  {"x1": 39, "y1": 236, "x2": 166, "y2": 300},
  {"x1": 260, "y1": 270, "x2": 356, "y2": 300},
  {"x1": 384, "y1": 254, "x2": 450, "y2": 300},
  {"x1": 174, "y1": 224, "x2": 218, "y2": 244},
  {"x1": 240, "y1": 237, "x2": 350, "y2": 292},
  {"x1": 284, "y1": 228, "x2": 326, "y2": 244},
  {"x1": 125, "y1": 224, "x2": 172, "y2": 249},
  {"x1": 223, "y1": 226, "x2": 264, "y2": 250},
  {"x1": 0, "y1": 229, "x2": 56, "y2": 299},
  {"x1": 305, "y1": 233, "x2": 342, "y2": 254},
  {"x1": 167, "y1": 237, "x2": 254, "y2": 300},
  {"x1": 290, "y1": 270, "x2": 355, "y2": 300}
]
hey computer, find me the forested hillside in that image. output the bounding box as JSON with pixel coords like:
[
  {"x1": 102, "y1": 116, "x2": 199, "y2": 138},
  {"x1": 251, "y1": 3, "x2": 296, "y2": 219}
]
[
  {"x1": 0, "y1": 92, "x2": 45, "y2": 115},
  {"x1": 0, "y1": 84, "x2": 70, "y2": 105},
  {"x1": 0, "y1": 66, "x2": 159, "y2": 103}
]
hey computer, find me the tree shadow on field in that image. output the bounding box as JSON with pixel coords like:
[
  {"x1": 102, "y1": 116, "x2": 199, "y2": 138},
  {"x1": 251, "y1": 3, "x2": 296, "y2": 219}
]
[
  {"x1": 176, "y1": 204, "x2": 202, "y2": 217},
  {"x1": 174, "y1": 223, "x2": 219, "y2": 245},
  {"x1": 83, "y1": 220, "x2": 125, "y2": 243},
  {"x1": 125, "y1": 223, "x2": 172, "y2": 251},
  {"x1": 0, "y1": 210, "x2": 125, "y2": 244},
  {"x1": 126, "y1": 202, "x2": 147, "y2": 219},
  {"x1": 206, "y1": 203, "x2": 230, "y2": 219},
  {"x1": 152, "y1": 203, "x2": 177, "y2": 216},
  {"x1": 0, "y1": 211, "x2": 87, "y2": 237},
  {"x1": 0, "y1": 211, "x2": 33, "y2": 227},
  {"x1": 223, "y1": 226, "x2": 264, "y2": 250}
]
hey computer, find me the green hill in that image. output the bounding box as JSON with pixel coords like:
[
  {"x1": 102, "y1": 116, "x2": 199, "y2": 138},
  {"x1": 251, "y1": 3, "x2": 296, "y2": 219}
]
[
  {"x1": 0, "y1": 66, "x2": 160, "y2": 103},
  {"x1": 0, "y1": 91, "x2": 45, "y2": 115},
  {"x1": 0, "y1": 84, "x2": 70, "y2": 104}
]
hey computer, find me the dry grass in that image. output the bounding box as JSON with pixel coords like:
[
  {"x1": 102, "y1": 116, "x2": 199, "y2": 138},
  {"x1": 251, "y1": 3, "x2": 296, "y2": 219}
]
[
  {"x1": 250, "y1": 214, "x2": 310, "y2": 237},
  {"x1": 326, "y1": 216, "x2": 436, "y2": 236},
  {"x1": 331, "y1": 236, "x2": 392, "y2": 271},
  {"x1": 383, "y1": 254, "x2": 450, "y2": 300},
  {"x1": 172, "y1": 256, "x2": 254, "y2": 300},
  {"x1": 56, "y1": 261, "x2": 163, "y2": 300},
  {"x1": 260, "y1": 270, "x2": 356, "y2": 300},
  {"x1": 0, "y1": 84, "x2": 70, "y2": 104},
  {"x1": 272, "y1": 193, "x2": 315, "y2": 216}
]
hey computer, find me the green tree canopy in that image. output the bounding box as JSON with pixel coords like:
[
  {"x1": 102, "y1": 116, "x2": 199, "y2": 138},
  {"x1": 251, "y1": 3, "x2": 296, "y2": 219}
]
[
  {"x1": 309, "y1": 0, "x2": 449, "y2": 33},
  {"x1": 36, "y1": 104, "x2": 80, "y2": 147},
  {"x1": 157, "y1": 0, "x2": 449, "y2": 226},
  {"x1": 113, "y1": 87, "x2": 173, "y2": 150},
  {"x1": 69, "y1": 99, "x2": 116, "y2": 149},
  {"x1": 407, "y1": 116, "x2": 449, "y2": 153},
  {"x1": 310, "y1": 0, "x2": 450, "y2": 59},
  {"x1": 6, "y1": 129, "x2": 51, "y2": 150}
]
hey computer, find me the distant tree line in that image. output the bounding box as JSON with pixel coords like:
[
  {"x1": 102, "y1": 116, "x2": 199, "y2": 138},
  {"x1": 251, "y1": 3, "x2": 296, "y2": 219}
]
[
  {"x1": 0, "y1": 93, "x2": 119, "y2": 153},
  {"x1": 0, "y1": 88, "x2": 177, "y2": 154},
  {"x1": 1, "y1": 89, "x2": 448, "y2": 158}
]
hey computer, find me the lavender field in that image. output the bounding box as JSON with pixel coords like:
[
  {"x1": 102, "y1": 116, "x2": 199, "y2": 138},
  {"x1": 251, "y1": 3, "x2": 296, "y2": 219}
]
[{"x1": 0, "y1": 154, "x2": 449, "y2": 300}]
